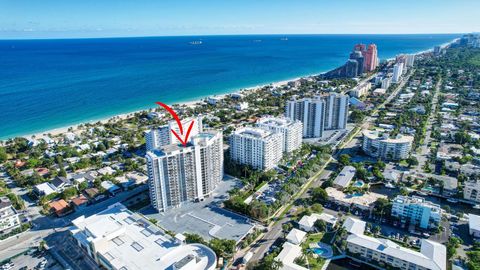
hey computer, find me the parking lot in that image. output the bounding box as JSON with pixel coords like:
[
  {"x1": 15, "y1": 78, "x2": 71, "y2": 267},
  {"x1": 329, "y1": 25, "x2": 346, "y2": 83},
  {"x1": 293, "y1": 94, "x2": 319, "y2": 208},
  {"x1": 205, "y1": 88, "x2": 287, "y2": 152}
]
[
  {"x1": 142, "y1": 175, "x2": 256, "y2": 242},
  {"x1": 1, "y1": 249, "x2": 63, "y2": 270}
]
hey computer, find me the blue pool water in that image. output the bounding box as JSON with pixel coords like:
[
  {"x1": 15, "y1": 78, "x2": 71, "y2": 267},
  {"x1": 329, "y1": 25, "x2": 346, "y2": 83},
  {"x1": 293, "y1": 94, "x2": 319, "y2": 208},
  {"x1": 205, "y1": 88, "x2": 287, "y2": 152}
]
[
  {"x1": 353, "y1": 180, "x2": 365, "y2": 187},
  {"x1": 0, "y1": 34, "x2": 459, "y2": 139}
]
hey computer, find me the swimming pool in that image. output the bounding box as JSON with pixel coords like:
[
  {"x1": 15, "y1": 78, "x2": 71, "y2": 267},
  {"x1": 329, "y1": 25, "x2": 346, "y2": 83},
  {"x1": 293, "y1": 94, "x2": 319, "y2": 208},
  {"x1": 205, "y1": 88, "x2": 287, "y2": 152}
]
[
  {"x1": 353, "y1": 180, "x2": 365, "y2": 187},
  {"x1": 311, "y1": 247, "x2": 328, "y2": 255}
]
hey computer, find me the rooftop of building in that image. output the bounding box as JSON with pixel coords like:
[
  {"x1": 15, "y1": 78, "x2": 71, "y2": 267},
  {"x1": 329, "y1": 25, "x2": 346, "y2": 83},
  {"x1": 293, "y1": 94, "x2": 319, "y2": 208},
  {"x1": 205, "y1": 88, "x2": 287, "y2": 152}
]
[
  {"x1": 393, "y1": 195, "x2": 441, "y2": 212},
  {"x1": 147, "y1": 130, "x2": 221, "y2": 157},
  {"x1": 70, "y1": 203, "x2": 216, "y2": 270},
  {"x1": 470, "y1": 214, "x2": 480, "y2": 232},
  {"x1": 275, "y1": 242, "x2": 308, "y2": 270},
  {"x1": 347, "y1": 233, "x2": 446, "y2": 270},
  {"x1": 333, "y1": 165, "x2": 357, "y2": 188},
  {"x1": 343, "y1": 217, "x2": 366, "y2": 235},
  {"x1": 362, "y1": 129, "x2": 414, "y2": 144},
  {"x1": 256, "y1": 116, "x2": 300, "y2": 128},
  {"x1": 232, "y1": 127, "x2": 274, "y2": 139},
  {"x1": 326, "y1": 187, "x2": 387, "y2": 209}
]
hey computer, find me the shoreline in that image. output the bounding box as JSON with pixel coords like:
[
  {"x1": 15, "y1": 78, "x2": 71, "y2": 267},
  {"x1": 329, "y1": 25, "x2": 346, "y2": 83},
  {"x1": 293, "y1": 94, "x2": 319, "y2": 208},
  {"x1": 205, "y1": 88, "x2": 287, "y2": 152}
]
[{"x1": 1, "y1": 38, "x2": 458, "y2": 142}]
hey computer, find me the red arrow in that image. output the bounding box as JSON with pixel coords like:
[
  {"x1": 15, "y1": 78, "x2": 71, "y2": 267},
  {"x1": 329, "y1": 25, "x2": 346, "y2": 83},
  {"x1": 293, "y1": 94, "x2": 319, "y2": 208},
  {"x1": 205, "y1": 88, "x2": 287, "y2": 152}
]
[{"x1": 155, "y1": 102, "x2": 195, "y2": 147}]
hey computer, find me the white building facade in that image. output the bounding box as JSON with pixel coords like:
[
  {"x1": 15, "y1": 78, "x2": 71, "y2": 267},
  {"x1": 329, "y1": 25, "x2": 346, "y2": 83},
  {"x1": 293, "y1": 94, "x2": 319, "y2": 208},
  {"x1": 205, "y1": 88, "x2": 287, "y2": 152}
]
[
  {"x1": 229, "y1": 127, "x2": 282, "y2": 170},
  {"x1": 256, "y1": 116, "x2": 303, "y2": 153},
  {"x1": 324, "y1": 93, "x2": 349, "y2": 130},
  {"x1": 146, "y1": 117, "x2": 203, "y2": 151},
  {"x1": 146, "y1": 131, "x2": 223, "y2": 212},
  {"x1": 464, "y1": 181, "x2": 480, "y2": 202},
  {"x1": 0, "y1": 197, "x2": 21, "y2": 233},
  {"x1": 285, "y1": 96, "x2": 326, "y2": 138},
  {"x1": 391, "y1": 195, "x2": 442, "y2": 229},
  {"x1": 392, "y1": 62, "x2": 404, "y2": 83},
  {"x1": 362, "y1": 130, "x2": 413, "y2": 160}
]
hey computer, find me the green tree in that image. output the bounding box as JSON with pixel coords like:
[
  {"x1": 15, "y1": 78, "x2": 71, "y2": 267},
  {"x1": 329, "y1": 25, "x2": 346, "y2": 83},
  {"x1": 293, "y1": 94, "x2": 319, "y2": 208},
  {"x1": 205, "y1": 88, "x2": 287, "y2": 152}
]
[
  {"x1": 406, "y1": 156, "x2": 419, "y2": 168},
  {"x1": 338, "y1": 154, "x2": 351, "y2": 166},
  {"x1": 311, "y1": 187, "x2": 328, "y2": 203},
  {"x1": 314, "y1": 219, "x2": 326, "y2": 231},
  {"x1": 254, "y1": 252, "x2": 283, "y2": 270},
  {"x1": 61, "y1": 187, "x2": 78, "y2": 200},
  {"x1": 0, "y1": 147, "x2": 7, "y2": 163},
  {"x1": 209, "y1": 238, "x2": 236, "y2": 259},
  {"x1": 311, "y1": 203, "x2": 323, "y2": 213}
]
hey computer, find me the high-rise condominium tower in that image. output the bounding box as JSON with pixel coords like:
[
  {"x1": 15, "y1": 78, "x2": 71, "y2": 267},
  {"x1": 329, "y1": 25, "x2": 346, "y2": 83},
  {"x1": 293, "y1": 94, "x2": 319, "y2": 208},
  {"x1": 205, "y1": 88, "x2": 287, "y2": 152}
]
[
  {"x1": 324, "y1": 93, "x2": 349, "y2": 130},
  {"x1": 229, "y1": 127, "x2": 282, "y2": 170},
  {"x1": 146, "y1": 130, "x2": 223, "y2": 212},
  {"x1": 256, "y1": 116, "x2": 303, "y2": 153},
  {"x1": 285, "y1": 93, "x2": 349, "y2": 138},
  {"x1": 146, "y1": 116, "x2": 203, "y2": 151}
]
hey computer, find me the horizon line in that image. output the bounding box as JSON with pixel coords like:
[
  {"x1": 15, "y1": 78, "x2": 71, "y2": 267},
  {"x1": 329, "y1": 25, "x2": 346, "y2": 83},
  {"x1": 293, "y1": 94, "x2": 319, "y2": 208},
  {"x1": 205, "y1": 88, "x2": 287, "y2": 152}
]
[{"x1": 0, "y1": 32, "x2": 468, "y2": 41}]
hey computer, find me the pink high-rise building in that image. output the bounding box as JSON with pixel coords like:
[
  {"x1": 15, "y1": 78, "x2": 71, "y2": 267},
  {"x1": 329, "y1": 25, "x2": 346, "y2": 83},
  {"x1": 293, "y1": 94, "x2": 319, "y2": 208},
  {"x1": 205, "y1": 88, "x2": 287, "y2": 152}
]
[
  {"x1": 352, "y1": 43, "x2": 378, "y2": 72},
  {"x1": 364, "y1": 44, "x2": 378, "y2": 72}
]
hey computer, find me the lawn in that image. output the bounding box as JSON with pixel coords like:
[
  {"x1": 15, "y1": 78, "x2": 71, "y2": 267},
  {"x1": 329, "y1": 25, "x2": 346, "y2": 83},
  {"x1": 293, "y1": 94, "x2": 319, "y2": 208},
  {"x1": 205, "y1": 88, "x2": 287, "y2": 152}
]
[{"x1": 300, "y1": 233, "x2": 327, "y2": 270}]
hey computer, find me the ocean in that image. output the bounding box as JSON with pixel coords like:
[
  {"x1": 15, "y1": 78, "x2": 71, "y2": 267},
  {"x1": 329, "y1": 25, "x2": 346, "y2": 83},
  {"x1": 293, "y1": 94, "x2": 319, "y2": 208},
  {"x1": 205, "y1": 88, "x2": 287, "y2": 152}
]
[{"x1": 0, "y1": 34, "x2": 459, "y2": 140}]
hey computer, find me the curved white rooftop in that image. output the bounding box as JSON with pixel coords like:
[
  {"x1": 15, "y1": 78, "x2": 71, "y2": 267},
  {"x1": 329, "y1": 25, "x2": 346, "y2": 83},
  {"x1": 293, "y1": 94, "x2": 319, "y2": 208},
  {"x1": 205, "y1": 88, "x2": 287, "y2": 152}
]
[
  {"x1": 362, "y1": 129, "x2": 413, "y2": 144},
  {"x1": 70, "y1": 203, "x2": 217, "y2": 270}
]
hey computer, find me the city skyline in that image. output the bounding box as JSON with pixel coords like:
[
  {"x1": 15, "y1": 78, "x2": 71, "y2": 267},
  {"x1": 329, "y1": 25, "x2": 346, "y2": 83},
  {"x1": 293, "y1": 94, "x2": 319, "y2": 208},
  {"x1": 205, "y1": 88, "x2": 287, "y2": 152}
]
[{"x1": 0, "y1": 0, "x2": 479, "y2": 39}]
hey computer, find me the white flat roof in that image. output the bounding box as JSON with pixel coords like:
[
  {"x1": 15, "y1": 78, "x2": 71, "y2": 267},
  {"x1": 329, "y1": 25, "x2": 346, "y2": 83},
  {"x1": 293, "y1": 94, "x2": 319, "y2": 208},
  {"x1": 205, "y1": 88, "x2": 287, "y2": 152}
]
[
  {"x1": 343, "y1": 217, "x2": 366, "y2": 235},
  {"x1": 470, "y1": 214, "x2": 480, "y2": 232},
  {"x1": 333, "y1": 166, "x2": 357, "y2": 188},
  {"x1": 70, "y1": 203, "x2": 216, "y2": 270},
  {"x1": 347, "y1": 233, "x2": 446, "y2": 270}
]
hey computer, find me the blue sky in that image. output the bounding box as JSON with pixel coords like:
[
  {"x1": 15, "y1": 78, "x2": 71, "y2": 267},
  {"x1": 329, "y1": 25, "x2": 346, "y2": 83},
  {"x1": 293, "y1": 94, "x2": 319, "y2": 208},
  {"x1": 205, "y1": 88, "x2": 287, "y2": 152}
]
[{"x1": 1, "y1": 0, "x2": 479, "y2": 39}]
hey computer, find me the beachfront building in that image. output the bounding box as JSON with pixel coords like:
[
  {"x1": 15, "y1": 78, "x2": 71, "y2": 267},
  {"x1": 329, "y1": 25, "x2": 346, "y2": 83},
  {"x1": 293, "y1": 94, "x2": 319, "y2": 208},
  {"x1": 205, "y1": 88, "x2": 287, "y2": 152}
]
[
  {"x1": 256, "y1": 116, "x2": 303, "y2": 153},
  {"x1": 285, "y1": 96, "x2": 326, "y2": 138},
  {"x1": 392, "y1": 62, "x2": 404, "y2": 83},
  {"x1": 146, "y1": 131, "x2": 223, "y2": 212},
  {"x1": 391, "y1": 195, "x2": 442, "y2": 229},
  {"x1": 406, "y1": 54, "x2": 415, "y2": 67},
  {"x1": 347, "y1": 231, "x2": 446, "y2": 270},
  {"x1": 362, "y1": 129, "x2": 413, "y2": 160},
  {"x1": 229, "y1": 127, "x2": 282, "y2": 170},
  {"x1": 324, "y1": 93, "x2": 349, "y2": 130},
  {"x1": 464, "y1": 180, "x2": 480, "y2": 202},
  {"x1": 0, "y1": 197, "x2": 21, "y2": 233},
  {"x1": 349, "y1": 50, "x2": 365, "y2": 76},
  {"x1": 69, "y1": 203, "x2": 217, "y2": 270},
  {"x1": 332, "y1": 165, "x2": 357, "y2": 190},
  {"x1": 146, "y1": 116, "x2": 203, "y2": 151}
]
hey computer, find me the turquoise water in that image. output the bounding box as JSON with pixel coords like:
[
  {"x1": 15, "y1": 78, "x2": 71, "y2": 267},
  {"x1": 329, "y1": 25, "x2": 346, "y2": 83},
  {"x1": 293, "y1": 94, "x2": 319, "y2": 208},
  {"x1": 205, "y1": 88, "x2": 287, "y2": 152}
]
[
  {"x1": 353, "y1": 181, "x2": 365, "y2": 187},
  {"x1": 311, "y1": 247, "x2": 327, "y2": 255},
  {"x1": 0, "y1": 34, "x2": 459, "y2": 139}
]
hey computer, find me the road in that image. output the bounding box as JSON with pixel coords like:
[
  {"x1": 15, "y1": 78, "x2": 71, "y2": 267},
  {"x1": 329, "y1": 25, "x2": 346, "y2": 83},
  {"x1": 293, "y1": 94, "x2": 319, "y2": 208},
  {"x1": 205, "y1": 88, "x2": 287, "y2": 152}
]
[
  {"x1": 414, "y1": 78, "x2": 442, "y2": 173},
  {"x1": 242, "y1": 72, "x2": 414, "y2": 266}
]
